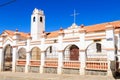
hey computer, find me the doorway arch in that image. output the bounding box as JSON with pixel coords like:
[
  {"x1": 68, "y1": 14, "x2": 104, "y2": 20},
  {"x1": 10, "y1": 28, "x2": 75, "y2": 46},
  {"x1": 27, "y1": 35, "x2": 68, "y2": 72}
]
[
  {"x1": 3, "y1": 44, "x2": 12, "y2": 71},
  {"x1": 64, "y1": 44, "x2": 79, "y2": 61}
]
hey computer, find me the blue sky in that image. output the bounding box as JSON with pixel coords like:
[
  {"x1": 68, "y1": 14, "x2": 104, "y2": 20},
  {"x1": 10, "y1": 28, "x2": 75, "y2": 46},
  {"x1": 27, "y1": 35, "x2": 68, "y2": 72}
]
[{"x1": 0, "y1": 0, "x2": 120, "y2": 34}]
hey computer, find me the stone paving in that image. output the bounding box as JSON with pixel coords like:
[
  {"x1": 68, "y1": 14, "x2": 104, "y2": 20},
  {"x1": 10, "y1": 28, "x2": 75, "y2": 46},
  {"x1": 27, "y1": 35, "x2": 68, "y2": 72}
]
[{"x1": 0, "y1": 72, "x2": 119, "y2": 80}]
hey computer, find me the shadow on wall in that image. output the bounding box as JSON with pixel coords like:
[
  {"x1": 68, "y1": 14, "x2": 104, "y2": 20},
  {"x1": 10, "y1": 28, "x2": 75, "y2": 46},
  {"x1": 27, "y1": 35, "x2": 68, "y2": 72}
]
[{"x1": 113, "y1": 56, "x2": 120, "y2": 79}]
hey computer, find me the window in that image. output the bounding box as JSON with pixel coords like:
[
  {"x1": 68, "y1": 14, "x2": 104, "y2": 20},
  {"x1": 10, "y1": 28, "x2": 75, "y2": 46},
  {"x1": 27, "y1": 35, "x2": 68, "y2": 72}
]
[
  {"x1": 50, "y1": 46, "x2": 52, "y2": 53},
  {"x1": 18, "y1": 48, "x2": 26, "y2": 59},
  {"x1": 31, "y1": 47, "x2": 41, "y2": 60},
  {"x1": 96, "y1": 43, "x2": 101, "y2": 52},
  {"x1": 33, "y1": 17, "x2": 35, "y2": 22},
  {"x1": 94, "y1": 39, "x2": 101, "y2": 42},
  {"x1": 40, "y1": 17, "x2": 42, "y2": 22}
]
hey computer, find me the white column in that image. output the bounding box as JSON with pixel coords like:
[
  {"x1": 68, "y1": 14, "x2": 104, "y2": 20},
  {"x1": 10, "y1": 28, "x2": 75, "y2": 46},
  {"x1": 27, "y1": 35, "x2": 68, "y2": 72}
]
[
  {"x1": 0, "y1": 47, "x2": 3, "y2": 72},
  {"x1": 25, "y1": 34, "x2": 31, "y2": 73},
  {"x1": 105, "y1": 25, "x2": 115, "y2": 76},
  {"x1": 0, "y1": 35, "x2": 6, "y2": 71},
  {"x1": 57, "y1": 28, "x2": 64, "y2": 74},
  {"x1": 12, "y1": 46, "x2": 17, "y2": 72},
  {"x1": 12, "y1": 31, "x2": 20, "y2": 72},
  {"x1": 25, "y1": 51, "x2": 30, "y2": 73},
  {"x1": 40, "y1": 51, "x2": 45, "y2": 73},
  {"x1": 57, "y1": 50, "x2": 63, "y2": 74},
  {"x1": 79, "y1": 28, "x2": 86, "y2": 75},
  {"x1": 40, "y1": 32, "x2": 46, "y2": 73}
]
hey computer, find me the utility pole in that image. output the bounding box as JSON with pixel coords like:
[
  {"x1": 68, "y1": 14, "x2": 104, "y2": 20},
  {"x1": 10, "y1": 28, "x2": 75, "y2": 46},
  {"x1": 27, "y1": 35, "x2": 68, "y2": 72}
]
[{"x1": 0, "y1": 0, "x2": 16, "y2": 7}]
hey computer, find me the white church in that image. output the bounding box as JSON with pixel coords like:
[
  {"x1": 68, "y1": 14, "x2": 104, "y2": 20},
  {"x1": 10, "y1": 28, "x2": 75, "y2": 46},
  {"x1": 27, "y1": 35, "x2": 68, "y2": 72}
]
[{"x1": 0, "y1": 8, "x2": 120, "y2": 76}]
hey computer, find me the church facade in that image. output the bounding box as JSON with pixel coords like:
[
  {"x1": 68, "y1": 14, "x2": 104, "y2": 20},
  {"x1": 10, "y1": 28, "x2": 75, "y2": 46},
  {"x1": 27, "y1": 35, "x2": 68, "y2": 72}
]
[{"x1": 0, "y1": 8, "x2": 120, "y2": 76}]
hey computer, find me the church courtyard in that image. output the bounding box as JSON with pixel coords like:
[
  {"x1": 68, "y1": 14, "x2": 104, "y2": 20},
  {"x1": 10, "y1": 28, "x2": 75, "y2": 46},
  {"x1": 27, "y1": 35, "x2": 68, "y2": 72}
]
[{"x1": 0, "y1": 72, "x2": 116, "y2": 80}]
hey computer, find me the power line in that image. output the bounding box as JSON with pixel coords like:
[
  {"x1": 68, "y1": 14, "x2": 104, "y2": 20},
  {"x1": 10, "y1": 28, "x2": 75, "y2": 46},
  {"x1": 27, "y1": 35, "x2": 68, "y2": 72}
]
[{"x1": 0, "y1": 0, "x2": 16, "y2": 7}]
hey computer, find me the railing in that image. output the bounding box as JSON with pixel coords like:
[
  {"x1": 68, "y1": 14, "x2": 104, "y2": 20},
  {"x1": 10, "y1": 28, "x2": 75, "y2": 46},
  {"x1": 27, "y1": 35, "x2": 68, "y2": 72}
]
[
  {"x1": 29, "y1": 60, "x2": 41, "y2": 66},
  {"x1": 86, "y1": 61, "x2": 108, "y2": 71},
  {"x1": 44, "y1": 58, "x2": 58, "y2": 67},
  {"x1": 87, "y1": 58, "x2": 107, "y2": 61},
  {"x1": 63, "y1": 61, "x2": 80, "y2": 69},
  {"x1": 16, "y1": 59, "x2": 26, "y2": 66}
]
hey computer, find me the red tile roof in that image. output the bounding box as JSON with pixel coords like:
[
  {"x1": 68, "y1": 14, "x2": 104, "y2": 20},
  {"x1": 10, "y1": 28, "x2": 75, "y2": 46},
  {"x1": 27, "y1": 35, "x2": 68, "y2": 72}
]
[
  {"x1": 1, "y1": 30, "x2": 29, "y2": 40},
  {"x1": 46, "y1": 31, "x2": 59, "y2": 38},
  {"x1": 1, "y1": 21, "x2": 120, "y2": 39},
  {"x1": 84, "y1": 21, "x2": 120, "y2": 32}
]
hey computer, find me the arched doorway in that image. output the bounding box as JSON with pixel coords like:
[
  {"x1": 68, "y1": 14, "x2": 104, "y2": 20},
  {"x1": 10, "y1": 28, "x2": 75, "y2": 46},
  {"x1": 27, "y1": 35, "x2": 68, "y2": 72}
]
[
  {"x1": 29, "y1": 47, "x2": 41, "y2": 72},
  {"x1": 3, "y1": 44, "x2": 12, "y2": 71},
  {"x1": 86, "y1": 42, "x2": 107, "y2": 59},
  {"x1": 31, "y1": 47, "x2": 41, "y2": 60},
  {"x1": 70, "y1": 45, "x2": 79, "y2": 60},
  {"x1": 16, "y1": 48, "x2": 26, "y2": 72},
  {"x1": 63, "y1": 44, "x2": 80, "y2": 73},
  {"x1": 45, "y1": 46, "x2": 58, "y2": 59},
  {"x1": 85, "y1": 42, "x2": 108, "y2": 74},
  {"x1": 18, "y1": 48, "x2": 26, "y2": 60},
  {"x1": 64, "y1": 44, "x2": 79, "y2": 61}
]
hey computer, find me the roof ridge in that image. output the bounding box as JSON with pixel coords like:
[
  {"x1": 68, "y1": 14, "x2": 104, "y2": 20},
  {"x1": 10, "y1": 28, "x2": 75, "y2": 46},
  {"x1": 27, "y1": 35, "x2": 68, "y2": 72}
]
[{"x1": 86, "y1": 20, "x2": 120, "y2": 27}]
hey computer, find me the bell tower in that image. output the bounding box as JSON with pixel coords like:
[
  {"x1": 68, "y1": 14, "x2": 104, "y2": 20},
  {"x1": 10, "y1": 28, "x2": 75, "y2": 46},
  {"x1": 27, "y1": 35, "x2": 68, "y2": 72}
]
[{"x1": 31, "y1": 8, "x2": 45, "y2": 40}]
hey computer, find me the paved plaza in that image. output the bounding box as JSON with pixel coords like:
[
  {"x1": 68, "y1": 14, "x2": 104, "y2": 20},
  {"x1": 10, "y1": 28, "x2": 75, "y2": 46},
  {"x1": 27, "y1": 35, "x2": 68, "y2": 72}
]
[{"x1": 0, "y1": 72, "x2": 118, "y2": 80}]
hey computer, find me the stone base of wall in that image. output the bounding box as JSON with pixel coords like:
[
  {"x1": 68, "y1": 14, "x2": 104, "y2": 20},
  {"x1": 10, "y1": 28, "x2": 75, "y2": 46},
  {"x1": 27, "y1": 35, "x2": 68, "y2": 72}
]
[
  {"x1": 86, "y1": 70, "x2": 107, "y2": 76},
  {"x1": 16, "y1": 65, "x2": 25, "y2": 72},
  {"x1": 43, "y1": 67, "x2": 57, "y2": 74},
  {"x1": 62, "y1": 68, "x2": 79, "y2": 74},
  {"x1": 29, "y1": 66, "x2": 39, "y2": 73}
]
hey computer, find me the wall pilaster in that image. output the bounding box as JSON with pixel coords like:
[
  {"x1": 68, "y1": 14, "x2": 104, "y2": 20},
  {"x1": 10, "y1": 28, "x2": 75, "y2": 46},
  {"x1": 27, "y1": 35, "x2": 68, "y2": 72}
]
[
  {"x1": 12, "y1": 30, "x2": 20, "y2": 72},
  {"x1": 105, "y1": 25, "x2": 116, "y2": 76},
  {"x1": 25, "y1": 34, "x2": 31, "y2": 73},
  {"x1": 79, "y1": 27, "x2": 86, "y2": 75},
  {"x1": 40, "y1": 32, "x2": 46, "y2": 73},
  {"x1": 40, "y1": 51, "x2": 45, "y2": 74},
  {"x1": 25, "y1": 51, "x2": 30, "y2": 73},
  {"x1": 0, "y1": 47, "x2": 3, "y2": 72}
]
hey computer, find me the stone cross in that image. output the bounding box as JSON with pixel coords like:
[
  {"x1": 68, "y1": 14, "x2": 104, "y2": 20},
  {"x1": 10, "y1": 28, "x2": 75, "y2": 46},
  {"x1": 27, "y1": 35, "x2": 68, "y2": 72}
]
[{"x1": 71, "y1": 10, "x2": 79, "y2": 24}]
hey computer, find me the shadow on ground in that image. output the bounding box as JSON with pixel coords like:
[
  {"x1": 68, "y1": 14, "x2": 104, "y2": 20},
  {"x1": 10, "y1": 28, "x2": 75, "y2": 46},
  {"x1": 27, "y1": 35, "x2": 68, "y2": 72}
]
[{"x1": 114, "y1": 72, "x2": 120, "y2": 79}]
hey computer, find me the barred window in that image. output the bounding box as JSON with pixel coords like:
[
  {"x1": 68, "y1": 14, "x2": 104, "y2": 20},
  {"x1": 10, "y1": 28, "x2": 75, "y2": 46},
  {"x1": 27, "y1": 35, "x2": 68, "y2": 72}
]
[
  {"x1": 18, "y1": 48, "x2": 26, "y2": 59},
  {"x1": 45, "y1": 46, "x2": 58, "y2": 59},
  {"x1": 64, "y1": 45, "x2": 79, "y2": 61},
  {"x1": 31, "y1": 47, "x2": 41, "y2": 60}
]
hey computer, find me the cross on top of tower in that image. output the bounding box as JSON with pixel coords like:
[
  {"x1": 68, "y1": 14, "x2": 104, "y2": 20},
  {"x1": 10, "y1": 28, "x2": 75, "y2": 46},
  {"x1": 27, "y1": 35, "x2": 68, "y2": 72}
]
[{"x1": 71, "y1": 9, "x2": 79, "y2": 24}]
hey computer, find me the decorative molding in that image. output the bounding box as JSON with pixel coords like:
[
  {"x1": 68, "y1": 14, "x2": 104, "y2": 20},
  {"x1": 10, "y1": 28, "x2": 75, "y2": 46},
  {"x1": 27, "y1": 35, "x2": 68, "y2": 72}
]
[
  {"x1": 63, "y1": 37, "x2": 79, "y2": 42},
  {"x1": 0, "y1": 47, "x2": 3, "y2": 49},
  {"x1": 85, "y1": 37, "x2": 105, "y2": 41},
  {"x1": 41, "y1": 51, "x2": 46, "y2": 53},
  {"x1": 12, "y1": 46, "x2": 18, "y2": 48},
  {"x1": 79, "y1": 28, "x2": 86, "y2": 33},
  {"x1": 79, "y1": 49, "x2": 86, "y2": 52},
  {"x1": 17, "y1": 41, "x2": 26, "y2": 46},
  {"x1": 63, "y1": 40, "x2": 79, "y2": 42},
  {"x1": 26, "y1": 51, "x2": 31, "y2": 53},
  {"x1": 104, "y1": 48, "x2": 115, "y2": 51},
  {"x1": 106, "y1": 25, "x2": 114, "y2": 30},
  {"x1": 57, "y1": 50, "x2": 64, "y2": 52},
  {"x1": 30, "y1": 41, "x2": 41, "y2": 45},
  {"x1": 85, "y1": 34, "x2": 105, "y2": 38},
  {"x1": 3, "y1": 37, "x2": 13, "y2": 45},
  {"x1": 85, "y1": 34, "x2": 106, "y2": 40},
  {"x1": 45, "y1": 40, "x2": 58, "y2": 44}
]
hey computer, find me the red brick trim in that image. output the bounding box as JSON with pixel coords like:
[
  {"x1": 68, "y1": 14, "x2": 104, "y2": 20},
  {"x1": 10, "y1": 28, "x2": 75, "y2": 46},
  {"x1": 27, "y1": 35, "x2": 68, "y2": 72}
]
[
  {"x1": 0, "y1": 47, "x2": 3, "y2": 49},
  {"x1": 104, "y1": 48, "x2": 115, "y2": 50},
  {"x1": 12, "y1": 46, "x2": 18, "y2": 48},
  {"x1": 57, "y1": 50, "x2": 64, "y2": 52},
  {"x1": 79, "y1": 49, "x2": 86, "y2": 52}
]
